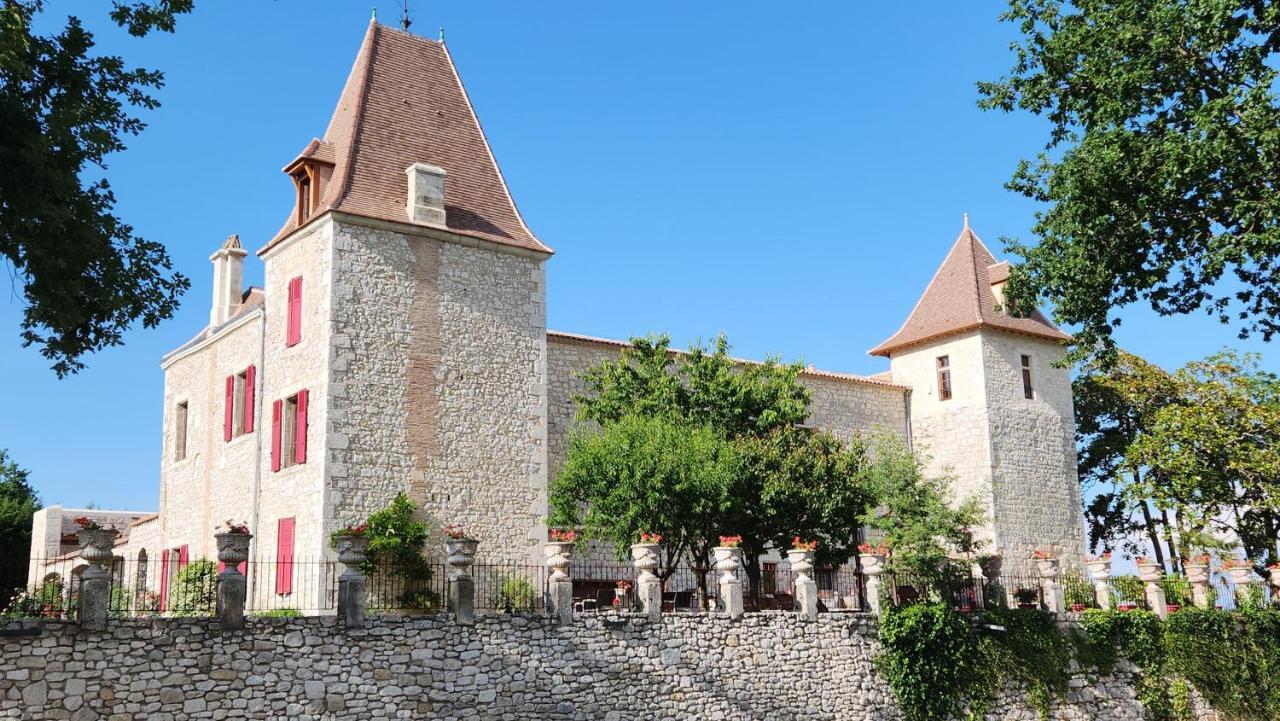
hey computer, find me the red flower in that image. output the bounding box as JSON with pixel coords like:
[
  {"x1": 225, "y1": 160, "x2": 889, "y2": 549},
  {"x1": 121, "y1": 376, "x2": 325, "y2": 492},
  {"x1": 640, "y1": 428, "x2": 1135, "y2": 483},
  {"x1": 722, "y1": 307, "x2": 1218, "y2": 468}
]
[
  {"x1": 549, "y1": 528, "x2": 578, "y2": 543},
  {"x1": 1032, "y1": 549, "x2": 1055, "y2": 560},
  {"x1": 718, "y1": 535, "x2": 743, "y2": 548},
  {"x1": 443, "y1": 524, "x2": 469, "y2": 540},
  {"x1": 639, "y1": 532, "x2": 663, "y2": 544},
  {"x1": 791, "y1": 537, "x2": 818, "y2": 551}
]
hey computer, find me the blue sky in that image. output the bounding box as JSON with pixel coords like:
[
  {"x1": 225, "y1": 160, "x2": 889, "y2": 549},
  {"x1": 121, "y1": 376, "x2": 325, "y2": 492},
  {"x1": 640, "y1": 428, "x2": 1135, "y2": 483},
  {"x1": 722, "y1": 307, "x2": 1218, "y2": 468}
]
[{"x1": 3, "y1": 1, "x2": 1273, "y2": 511}]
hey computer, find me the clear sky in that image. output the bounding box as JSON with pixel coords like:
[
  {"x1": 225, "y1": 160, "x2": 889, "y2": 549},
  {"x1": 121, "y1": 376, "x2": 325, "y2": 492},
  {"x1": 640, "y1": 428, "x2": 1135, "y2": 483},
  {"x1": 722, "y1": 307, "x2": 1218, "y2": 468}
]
[{"x1": 3, "y1": 1, "x2": 1273, "y2": 512}]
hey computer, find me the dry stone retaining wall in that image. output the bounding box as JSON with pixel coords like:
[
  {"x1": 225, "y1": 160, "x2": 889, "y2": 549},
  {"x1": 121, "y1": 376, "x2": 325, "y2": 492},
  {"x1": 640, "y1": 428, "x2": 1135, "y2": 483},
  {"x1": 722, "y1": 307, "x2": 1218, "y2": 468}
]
[{"x1": 0, "y1": 614, "x2": 1164, "y2": 721}]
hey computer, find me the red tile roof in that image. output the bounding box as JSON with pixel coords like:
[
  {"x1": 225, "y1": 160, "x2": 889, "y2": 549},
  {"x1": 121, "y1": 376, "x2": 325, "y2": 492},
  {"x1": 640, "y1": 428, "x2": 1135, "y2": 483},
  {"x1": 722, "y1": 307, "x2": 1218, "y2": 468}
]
[
  {"x1": 868, "y1": 226, "x2": 1071, "y2": 357},
  {"x1": 261, "y1": 21, "x2": 550, "y2": 255}
]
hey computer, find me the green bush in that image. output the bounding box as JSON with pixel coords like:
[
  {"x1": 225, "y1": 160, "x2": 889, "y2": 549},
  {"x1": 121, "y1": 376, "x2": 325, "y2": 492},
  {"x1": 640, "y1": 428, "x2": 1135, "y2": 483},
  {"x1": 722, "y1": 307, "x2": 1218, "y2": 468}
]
[
  {"x1": 877, "y1": 603, "x2": 981, "y2": 721},
  {"x1": 354, "y1": 493, "x2": 436, "y2": 610},
  {"x1": 1111, "y1": 574, "x2": 1145, "y2": 607},
  {"x1": 253, "y1": 608, "x2": 300, "y2": 618},
  {"x1": 494, "y1": 576, "x2": 536, "y2": 614},
  {"x1": 169, "y1": 560, "x2": 216, "y2": 617},
  {"x1": 1160, "y1": 574, "x2": 1192, "y2": 608},
  {"x1": 1062, "y1": 571, "x2": 1094, "y2": 608},
  {"x1": 1, "y1": 578, "x2": 67, "y2": 619}
]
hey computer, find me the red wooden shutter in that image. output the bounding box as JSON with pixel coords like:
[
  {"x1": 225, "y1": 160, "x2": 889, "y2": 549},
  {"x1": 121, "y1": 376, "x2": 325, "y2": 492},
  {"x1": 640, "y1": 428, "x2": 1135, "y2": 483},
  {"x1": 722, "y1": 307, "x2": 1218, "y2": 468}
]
[
  {"x1": 276, "y1": 517, "x2": 295, "y2": 594},
  {"x1": 178, "y1": 545, "x2": 189, "y2": 569},
  {"x1": 295, "y1": 389, "x2": 308, "y2": 465},
  {"x1": 243, "y1": 365, "x2": 256, "y2": 433},
  {"x1": 271, "y1": 400, "x2": 283, "y2": 472},
  {"x1": 159, "y1": 549, "x2": 170, "y2": 611},
  {"x1": 286, "y1": 276, "x2": 302, "y2": 347},
  {"x1": 223, "y1": 375, "x2": 234, "y2": 441}
]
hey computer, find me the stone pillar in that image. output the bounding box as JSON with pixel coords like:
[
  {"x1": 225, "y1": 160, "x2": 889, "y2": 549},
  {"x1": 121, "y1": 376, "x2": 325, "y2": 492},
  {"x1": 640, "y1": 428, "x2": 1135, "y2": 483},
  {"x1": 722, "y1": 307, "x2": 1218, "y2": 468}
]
[
  {"x1": 1183, "y1": 558, "x2": 1211, "y2": 609},
  {"x1": 1137, "y1": 559, "x2": 1167, "y2": 620},
  {"x1": 631, "y1": 542, "x2": 662, "y2": 622},
  {"x1": 334, "y1": 534, "x2": 370, "y2": 628},
  {"x1": 76, "y1": 528, "x2": 117, "y2": 631},
  {"x1": 713, "y1": 545, "x2": 743, "y2": 620},
  {"x1": 446, "y1": 537, "x2": 478, "y2": 626},
  {"x1": 544, "y1": 540, "x2": 574, "y2": 625},
  {"x1": 859, "y1": 552, "x2": 886, "y2": 616},
  {"x1": 214, "y1": 532, "x2": 252, "y2": 631},
  {"x1": 1084, "y1": 557, "x2": 1113, "y2": 611},
  {"x1": 1227, "y1": 562, "x2": 1259, "y2": 609},
  {"x1": 788, "y1": 548, "x2": 818, "y2": 622},
  {"x1": 1035, "y1": 555, "x2": 1064, "y2": 615}
]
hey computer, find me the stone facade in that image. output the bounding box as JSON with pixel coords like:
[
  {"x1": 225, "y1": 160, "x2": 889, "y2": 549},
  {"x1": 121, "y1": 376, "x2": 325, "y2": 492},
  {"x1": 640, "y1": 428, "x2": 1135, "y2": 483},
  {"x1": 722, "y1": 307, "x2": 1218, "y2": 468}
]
[{"x1": 0, "y1": 614, "x2": 1208, "y2": 721}]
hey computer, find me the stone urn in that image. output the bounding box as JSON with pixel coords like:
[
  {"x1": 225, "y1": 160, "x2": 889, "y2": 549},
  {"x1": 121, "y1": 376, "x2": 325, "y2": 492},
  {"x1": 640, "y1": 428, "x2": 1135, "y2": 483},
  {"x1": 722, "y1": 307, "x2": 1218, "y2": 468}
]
[
  {"x1": 215, "y1": 532, "x2": 253, "y2": 574},
  {"x1": 333, "y1": 534, "x2": 370, "y2": 578},
  {"x1": 630, "y1": 543, "x2": 661, "y2": 583},
  {"x1": 1084, "y1": 558, "x2": 1111, "y2": 583},
  {"x1": 76, "y1": 528, "x2": 118, "y2": 572},
  {"x1": 859, "y1": 552, "x2": 886, "y2": 577},
  {"x1": 1226, "y1": 562, "x2": 1255, "y2": 587},
  {"x1": 544, "y1": 541, "x2": 574, "y2": 583},
  {"x1": 1034, "y1": 556, "x2": 1060, "y2": 580},
  {"x1": 1136, "y1": 559, "x2": 1164, "y2": 584},
  {"x1": 713, "y1": 546, "x2": 742, "y2": 586},
  {"x1": 1183, "y1": 559, "x2": 1209, "y2": 585},
  {"x1": 445, "y1": 537, "x2": 479, "y2": 580},
  {"x1": 976, "y1": 554, "x2": 1003, "y2": 581},
  {"x1": 786, "y1": 549, "x2": 816, "y2": 581}
]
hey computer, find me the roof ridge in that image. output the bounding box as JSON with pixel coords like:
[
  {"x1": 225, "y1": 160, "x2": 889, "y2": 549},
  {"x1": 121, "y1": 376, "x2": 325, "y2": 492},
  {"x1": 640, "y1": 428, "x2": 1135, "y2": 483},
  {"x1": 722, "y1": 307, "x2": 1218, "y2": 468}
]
[{"x1": 328, "y1": 22, "x2": 380, "y2": 212}]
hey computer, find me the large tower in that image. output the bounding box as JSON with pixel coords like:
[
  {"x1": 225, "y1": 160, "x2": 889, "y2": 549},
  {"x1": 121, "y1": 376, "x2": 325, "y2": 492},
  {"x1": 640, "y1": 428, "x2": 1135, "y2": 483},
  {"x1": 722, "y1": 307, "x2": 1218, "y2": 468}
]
[{"x1": 870, "y1": 222, "x2": 1085, "y2": 568}]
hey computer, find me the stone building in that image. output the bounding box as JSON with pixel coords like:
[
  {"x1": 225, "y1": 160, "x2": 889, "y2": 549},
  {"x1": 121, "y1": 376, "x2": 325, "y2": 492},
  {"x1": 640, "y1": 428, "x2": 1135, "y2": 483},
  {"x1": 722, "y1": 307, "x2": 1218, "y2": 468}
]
[{"x1": 27, "y1": 21, "x2": 1084, "y2": 609}]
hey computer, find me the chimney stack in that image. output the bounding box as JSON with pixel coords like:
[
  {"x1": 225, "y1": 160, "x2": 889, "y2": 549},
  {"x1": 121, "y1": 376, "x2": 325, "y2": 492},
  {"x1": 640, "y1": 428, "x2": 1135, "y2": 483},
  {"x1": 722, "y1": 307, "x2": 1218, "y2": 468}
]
[
  {"x1": 405, "y1": 163, "x2": 447, "y2": 226},
  {"x1": 209, "y1": 235, "x2": 248, "y2": 326}
]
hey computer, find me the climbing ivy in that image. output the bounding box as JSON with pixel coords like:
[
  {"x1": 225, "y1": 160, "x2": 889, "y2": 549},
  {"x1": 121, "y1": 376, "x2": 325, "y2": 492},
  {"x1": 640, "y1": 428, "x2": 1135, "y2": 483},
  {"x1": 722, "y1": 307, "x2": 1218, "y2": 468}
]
[{"x1": 877, "y1": 604, "x2": 981, "y2": 721}]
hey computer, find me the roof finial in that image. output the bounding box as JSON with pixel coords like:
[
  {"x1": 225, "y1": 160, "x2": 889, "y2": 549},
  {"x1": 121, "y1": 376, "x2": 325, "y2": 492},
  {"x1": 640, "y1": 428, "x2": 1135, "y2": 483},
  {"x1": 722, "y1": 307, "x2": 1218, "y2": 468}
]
[
  {"x1": 370, "y1": 6, "x2": 376, "y2": 21},
  {"x1": 400, "y1": 0, "x2": 412, "y2": 31},
  {"x1": 963, "y1": 212, "x2": 970, "y2": 231},
  {"x1": 439, "y1": 25, "x2": 446, "y2": 43}
]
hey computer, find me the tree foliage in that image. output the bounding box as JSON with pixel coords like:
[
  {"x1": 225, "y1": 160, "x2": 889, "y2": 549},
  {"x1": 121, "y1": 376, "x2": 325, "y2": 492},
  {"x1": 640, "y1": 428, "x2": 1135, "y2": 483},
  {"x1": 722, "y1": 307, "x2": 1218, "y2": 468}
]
[
  {"x1": 980, "y1": 0, "x2": 1280, "y2": 361},
  {"x1": 0, "y1": 449, "x2": 40, "y2": 606},
  {"x1": 0, "y1": 0, "x2": 193, "y2": 376}
]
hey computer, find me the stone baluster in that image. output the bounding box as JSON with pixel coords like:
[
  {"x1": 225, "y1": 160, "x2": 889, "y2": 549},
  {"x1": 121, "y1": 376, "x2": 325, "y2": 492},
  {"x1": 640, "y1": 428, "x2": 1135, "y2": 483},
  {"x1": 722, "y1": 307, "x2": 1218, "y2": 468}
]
[
  {"x1": 446, "y1": 537, "x2": 479, "y2": 626},
  {"x1": 713, "y1": 545, "x2": 743, "y2": 620},
  {"x1": 788, "y1": 547, "x2": 818, "y2": 622},
  {"x1": 334, "y1": 533, "x2": 370, "y2": 628},
  {"x1": 214, "y1": 531, "x2": 252, "y2": 630},
  {"x1": 859, "y1": 552, "x2": 886, "y2": 617},
  {"x1": 631, "y1": 542, "x2": 663, "y2": 622},
  {"x1": 1034, "y1": 555, "x2": 1064, "y2": 615},
  {"x1": 544, "y1": 540, "x2": 574, "y2": 625},
  {"x1": 1136, "y1": 559, "x2": 1167, "y2": 619},
  {"x1": 1183, "y1": 558, "x2": 1212, "y2": 609},
  {"x1": 1084, "y1": 557, "x2": 1113, "y2": 611},
  {"x1": 76, "y1": 527, "x2": 118, "y2": 631}
]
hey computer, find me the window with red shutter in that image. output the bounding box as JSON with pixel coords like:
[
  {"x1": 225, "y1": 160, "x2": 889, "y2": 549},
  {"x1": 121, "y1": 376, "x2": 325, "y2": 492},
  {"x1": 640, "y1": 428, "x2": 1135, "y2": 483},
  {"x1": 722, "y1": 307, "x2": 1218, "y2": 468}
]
[
  {"x1": 223, "y1": 375, "x2": 234, "y2": 441},
  {"x1": 295, "y1": 389, "x2": 308, "y2": 465},
  {"x1": 244, "y1": 365, "x2": 256, "y2": 433},
  {"x1": 276, "y1": 517, "x2": 295, "y2": 595},
  {"x1": 286, "y1": 276, "x2": 302, "y2": 347},
  {"x1": 178, "y1": 545, "x2": 189, "y2": 569},
  {"x1": 159, "y1": 549, "x2": 170, "y2": 611},
  {"x1": 271, "y1": 400, "x2": 283, "y2": 472}
]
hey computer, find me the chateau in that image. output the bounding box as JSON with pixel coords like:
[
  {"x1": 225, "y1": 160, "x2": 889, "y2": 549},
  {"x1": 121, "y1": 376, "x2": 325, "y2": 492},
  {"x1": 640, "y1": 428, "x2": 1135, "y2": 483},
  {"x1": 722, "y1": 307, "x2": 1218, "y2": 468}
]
[{"x1": 28, "y1": 21, "x2": 1085, "y2": 606}]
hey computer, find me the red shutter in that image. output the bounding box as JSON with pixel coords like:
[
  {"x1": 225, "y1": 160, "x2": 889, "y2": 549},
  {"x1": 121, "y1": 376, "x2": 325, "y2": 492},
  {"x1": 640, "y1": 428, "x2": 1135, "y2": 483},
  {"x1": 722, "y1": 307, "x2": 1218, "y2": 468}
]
[
  {"x1": 223, "y1": 375, "x2": 234, "y2": 441},
  {"x1": 178, "y1": 545, "x2": 189, "y2": 569},
  {"x1": 243, "y1": 365, "x2": 256, "y2": 434},
  {"x1": 286, "y1": 276, "x2": 302, "y2": 347},
  {"x1": 295, "y1": 389, "x2": 308, "y2": 465},
  {"x1": 217, "y1": 560, "x2": 225, "y2": 574},
  {"x1": 159, "y1": 549, "x2": 170, "y2": 611},
  {"x1": 271, "y1": 400, "x2": 283, "y2": 472},
  {"x1": 276, "y1": 517, "x2": 295, "y2": 594}
]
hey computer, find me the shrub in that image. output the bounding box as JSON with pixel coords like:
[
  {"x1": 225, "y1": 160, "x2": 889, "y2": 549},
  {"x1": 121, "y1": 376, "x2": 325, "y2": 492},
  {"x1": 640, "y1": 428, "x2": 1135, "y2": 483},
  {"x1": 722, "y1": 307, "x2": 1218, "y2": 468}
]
[
  {"x1": 169, "y1": 560, "x2": 217, "y2": 617},
  {"x1": 253, "y1": 608, "x2": 300, "y2": 618},
  {"x1": 1, "y1": 578, "x2": 67, "y2": 619},
  {"x1": 494, "y1": 576, "x2": 536, "y2": 614},
  {"x1": 877, "y1": 603, "x2": 980, "y2": 721}
]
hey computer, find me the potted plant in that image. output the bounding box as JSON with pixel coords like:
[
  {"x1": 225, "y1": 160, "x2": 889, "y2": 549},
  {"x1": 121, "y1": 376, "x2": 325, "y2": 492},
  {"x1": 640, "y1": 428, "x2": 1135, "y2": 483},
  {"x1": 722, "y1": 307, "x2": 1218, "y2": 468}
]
[
  {"x1": 215, "y1": 519, "x2": 253, "y2": 572},
  {"x1": 73, "y1": 516, "x2": 117, "y2": 571},
  {"x1": 1013, "y1": 586, "x2": 1038, "y2": 610},
  {"x1": 1135, "y1": 556, "x2": 1163, "y2": 583},
  {"x1": 976, "y1": 552, "x2": 1003, "y2": 581},
  {"x1": 631, "y1": 532, "x2": 663, "y2": 583},
  {"x1": 330, "y1": 522, "x2": 370, "y2": 575},
  {"x1": 443, "y1": 524, "x2": 478, "y2": 579},
  {"x1": 614, "y1": 579, "x2": 633, "y2": 607},
  {"x1": 787, "y1": 537, "x2": 818, "y2": 583},
  {"x1": 1032, "y1": 549, "x2": 1059, "y2": 579}
]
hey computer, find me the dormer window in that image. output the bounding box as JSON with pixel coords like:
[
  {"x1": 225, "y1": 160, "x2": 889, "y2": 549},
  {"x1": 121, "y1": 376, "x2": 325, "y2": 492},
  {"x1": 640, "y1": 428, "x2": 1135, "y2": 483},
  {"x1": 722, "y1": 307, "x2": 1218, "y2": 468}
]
[
  {"x1": 292, "y1": 164, "x2": 316, "y2": 224},
  {"x1": 283, "y1": 139, "x2": 334, "y2": 227}
]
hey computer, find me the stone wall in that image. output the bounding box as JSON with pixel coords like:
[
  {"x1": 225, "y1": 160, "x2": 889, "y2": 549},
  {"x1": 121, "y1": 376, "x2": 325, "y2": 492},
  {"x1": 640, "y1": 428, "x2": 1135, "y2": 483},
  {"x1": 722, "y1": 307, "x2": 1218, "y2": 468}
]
[{"x1": 0, "y1": 614, "x2": 1171, "y2": 721}]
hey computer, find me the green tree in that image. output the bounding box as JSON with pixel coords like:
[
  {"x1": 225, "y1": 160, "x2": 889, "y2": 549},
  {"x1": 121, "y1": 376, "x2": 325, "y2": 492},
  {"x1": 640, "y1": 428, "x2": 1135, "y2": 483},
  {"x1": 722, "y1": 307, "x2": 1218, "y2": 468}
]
[
  {"x1": 0, "y1": 449, "x2": 40, "y2": 606},
  {"x1": 1130, "y1": 350, "x2": 1280, "y2": 570},
  {"x1": 859, "y1": 434, "x2": 983, "y2": 586},
  {"x1": 1074, "y1": 350, "x2": 1185, "y2": 566},
  {"x1": 551, "y1": 334, "x2": 876, "y2": 596},
  {"x1": 353, "y1": 493, "x2": 436, "y2": 609},
  {"x1": 979, "y1": 0, "x2": 1280, "y2": 361},
  {"x1": 1, "y1": 1, "x2": 193, "y2": 376}
]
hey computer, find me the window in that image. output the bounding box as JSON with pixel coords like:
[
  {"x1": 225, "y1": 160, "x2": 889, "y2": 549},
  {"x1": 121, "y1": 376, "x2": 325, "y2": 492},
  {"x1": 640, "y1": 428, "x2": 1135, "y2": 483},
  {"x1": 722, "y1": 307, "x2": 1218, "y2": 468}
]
[
  {"x1": 293, "y1": 164, "x2": 315, "y2": 224},
  {"x1": 1021, "y1": 354, "x2": 1034, "y2": 399},
  {"x1": 271, "y1": 389, "x2": 308, "y2": 471},
  {"x1": 936, "y1": 355, "x2": 952, "y2": 401},
  {"x1": 174, "y1": 401, "x2": 188, "y2": 461},
  {"x1": 223, "y1": 365, "x2": 256, "y2": 441},
  {"x1": 276, "y1": 517, "x2": 295, "y2": 595},
  {"x1": 286, "y1": 276, "x2": 303, "y2": 347}
]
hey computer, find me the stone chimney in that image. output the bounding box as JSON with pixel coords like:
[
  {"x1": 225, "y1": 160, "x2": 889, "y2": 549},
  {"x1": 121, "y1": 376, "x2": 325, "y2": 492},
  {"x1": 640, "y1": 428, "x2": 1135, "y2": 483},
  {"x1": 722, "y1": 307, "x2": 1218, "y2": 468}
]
[
  {"x1": 209, "y1": 235, "x2": 248, "y2": 326},
  {"x1": 405, "y1": 163, "x2": 447, "y2": 226}
]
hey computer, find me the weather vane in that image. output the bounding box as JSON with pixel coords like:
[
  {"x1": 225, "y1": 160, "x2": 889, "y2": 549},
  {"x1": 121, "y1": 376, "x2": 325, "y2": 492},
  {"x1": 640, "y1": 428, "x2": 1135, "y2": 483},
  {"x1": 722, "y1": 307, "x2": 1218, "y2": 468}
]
[{"x1": 400, "y1": 0, "x2": 412, "y2": 31}]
